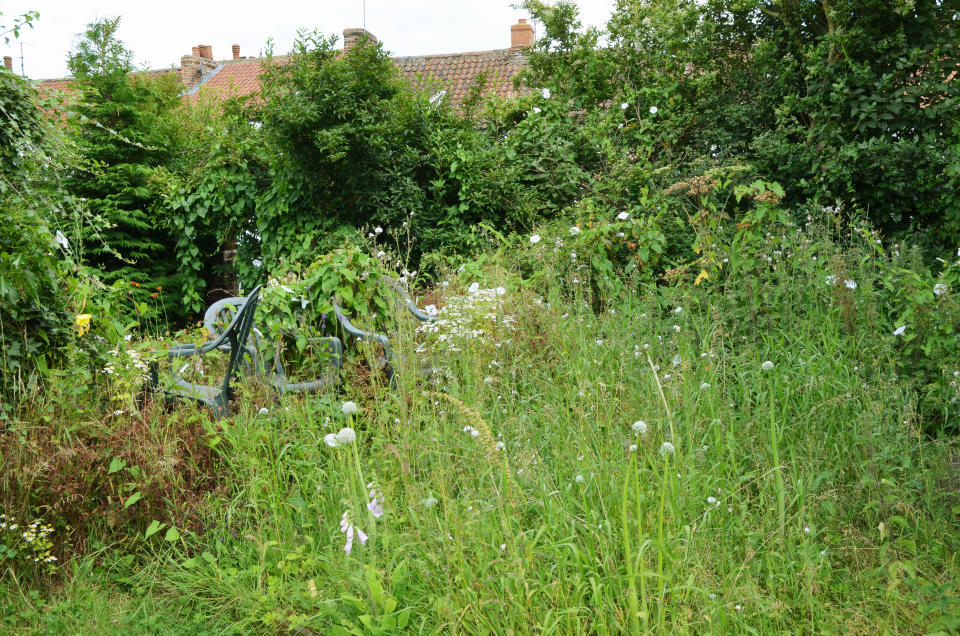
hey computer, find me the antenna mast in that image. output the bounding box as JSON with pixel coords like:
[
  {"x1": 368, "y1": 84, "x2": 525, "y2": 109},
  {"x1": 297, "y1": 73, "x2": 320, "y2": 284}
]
[{"x1": 363, "y1": 0, "x2": 366, "y2": 29}]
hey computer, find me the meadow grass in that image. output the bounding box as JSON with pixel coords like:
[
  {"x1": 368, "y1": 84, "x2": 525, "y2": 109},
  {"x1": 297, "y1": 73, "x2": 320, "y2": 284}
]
[{"x1": 3, "y1": 223, "x2": 960, "y2": 634}]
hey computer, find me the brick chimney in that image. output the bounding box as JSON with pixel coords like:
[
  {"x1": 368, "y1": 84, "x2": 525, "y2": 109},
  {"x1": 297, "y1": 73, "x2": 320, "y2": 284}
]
[
  {"x1": 232, "y1": 44, "x2": 240, "y2": 60},
  {"x1": 2, "y1": 56, "x2": 12, "y2": 71},
  {"x1": 343, "y1": 28, "x2": 378, "y2": 52},
  {"x1": 511, "y1": 19, "x2": 534, "y2": 49},
  {"x1": 179, "y1": 44, "x2": 220, "y2": 87}
]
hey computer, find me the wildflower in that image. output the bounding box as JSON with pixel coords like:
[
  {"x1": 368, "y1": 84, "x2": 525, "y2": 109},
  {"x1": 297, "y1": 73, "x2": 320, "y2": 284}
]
[
  {"x1": 336, "y1": 427, "x2": 356, "y2": 445},
  {"x1": 673, "y1": 325, "x2": 681, "y2": 332},
  {"x1": 649, "y1": 106, "x2": 658, "y2": 115},
  {"x1": 633, "y1": 420, "x2": 647, "y2": 435},
  {"x1": 340, "y1": 512, "x2": 368, "y2": 555},
  {"x1": 700, "y1": 382, "x2": 711, "y2": 389},
  {"x1": 471, "y1": 429, "x2": 480, "y2": 438},
  {"x1": 673, "y1": 306, "x2": 683, "y2": 314},
  {"x1": 367, "y1": 486, "x2": 384, "y2": 518},
  {"x1": 628, "y1": 444, "x2": 637, "y2": 452},
  {"x1": 595, "y1": 339, "x2": 604, "y2": 346},
  {"x1": 892, "y1": 325, "x2": 906, "y2": 336},
  {"x1": 620, "y1": 102, "x2": 629, "y2": 110},
  {"x1": 825, "y1": 275, "x2": 836, "y2": 285},
  {"x1": 468, "y1": 282, "x2": 480, "y2": 293},
  {"x1": 531, "y1": 107, "x2": 541, "y2": 114},
  {"x1": 341, "y1": 401, "x2": 358, "y2": 415},
  {"x1": 844, "y1": 279, "x2": 857, "y2": 289},
  {"x1": 258, "y1": 407, "x2": 269, "y2": 416},
  {"x1": 761, "y1": 360, "x2": 774, "y2": 371},
  {"x1": 934, "y1": 283, "x2": 947, "y2": 296},
  {"x1": 495, "y1": 441, "x2": 505, "y2": 450},
  {"x1": 324, "y1": 433, "x2": 340, "y2": 448},
  {"x1": 542, "y1": 88, "x2": 551, "y2": 99},
  {"x1": 617, "y1": 211, "x2": 630, "y2": 220},
  {"x1": 495, "y1": 286, "x2": 506, "y2": 295},
  {"x1": 530, "y1": 234, "x2": 541, "y2": 244},
  {"x1": 75, "y1": 314, "x2": 92, "y2": 336},
  {"x1": 803, "y1": 525, "x2": 810, "y2": 534},
  {"x1": 569, "y1": 226, "x2": 581, "y2": 235},
  {"x1": 707, "y1": 496, "x2": 717, "y2": 505},
  {"x1": 659, "y1": 442, "x2": 675, "y2": 456},
  {"x1": 422, "y1": 496, "x2": 438, "y2": 508},
  {"x1": 672, "y1": 354, "x2": 681, "y2": 366},
  {"x1": 374, "y1": 226, "x2": 383, "y2": 235},
  {"x1": 575, "y1": 474, "x2": 585, "y2": 484}
]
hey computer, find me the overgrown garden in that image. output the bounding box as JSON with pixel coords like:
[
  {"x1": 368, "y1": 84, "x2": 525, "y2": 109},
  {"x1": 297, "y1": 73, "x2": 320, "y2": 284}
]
[{"x1": 2, "y1": 1, "x2": 959, "y2": 632}]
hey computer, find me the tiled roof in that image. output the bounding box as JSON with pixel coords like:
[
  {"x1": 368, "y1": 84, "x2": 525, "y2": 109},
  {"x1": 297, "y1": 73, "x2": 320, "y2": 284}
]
[
  {"x1": 187, "y1": 48, "x2": 527, "y2": 104},
  {"x1": 393, "y1": 48, "x2": 527, "y2": 103}
]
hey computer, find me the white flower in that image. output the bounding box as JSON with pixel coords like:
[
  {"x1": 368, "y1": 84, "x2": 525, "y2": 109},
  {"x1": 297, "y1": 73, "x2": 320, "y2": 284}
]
[
  {"x1": 252, "y1": 259, "x2": 262, "y2": 268},
  {"x1": 530, "y1": 234, "x2": 541, "y2": 244},
  {"x1": 620, "y1": 102, "x2": 629, "y2": 110},
  {"x1": 495, "y1": 286, "x2": 506, "y2": 295},
  {"x1": 374, "y1": 226, "x2": 383, "y2": 235},
  {"x1": 542, "y1": 88, "x2": 551, "y2": 99},
  {"x1": 324, "y1": 433, "x2": 340, "y2": 448},
  {"x1": 341, "y1": 401, "x2": 358, "y2": 415},
  {"x1": 649, "y1": 106, "x2": 658, "y2": 115},
  {"x1": 531, "y1": 107, "x2": 541, "y2": 114},
  {"x1": 575, "y1": 474, "x2": 585, "y2": 484},
  {"x1": 376, "y1": 250, "x2": 386, "y2": 258},
  {"x1": 934, "y1": 283, "x2": 947, "y2": 296},
  {"x1": 628, "y1": 444, "x2": 637, "y2": 452},
  {"x1": 673, "y1": 306, "x2": 683, "y2": 314},
  {"x1": 825, "y1": 275, "x2": 836, "y2": 286},
  {"x1": 422, "y1": 496, "x2": 438, "y2": 508},
  {"x1": 892, "y1": 325, "x2": 906, "y2": 336},
  {"x1": 429, "y1": 90, "x2": 446, "y2": 105},
  {"x1": 471, "y1": 429, "x2": 480, "y2": 438},
  {"x1": 659, "y1": 442, "x2": 675, "y2": 456},
  {"x1": 672, "y1": 354, "x2": 681, "y2": 366},
  {"x1": 700, "y1": 382, "x2": 711, "y2": 389},
  {"x1": 336, "y1": 427, "x2": 356, "y2": 445},
  {"x1": 707, "y1": 496, "x2": 717, "y2": 505},
  {"x1": 633, "y1": 420, "x2": 647, "y2": 435},
  {"x1": 569, "y1": 226, "x2": 581, "y2": 235},
  {"x1": 258, "y1": 407, "x2": 269, "y2": 416},
  {"x1": 844, "y1": 279, "x2": 857, "y2": 289},
  {"x1": 468, "y1": 282, "x2": 480, "y2": 294},
  {"x1": 673, "y1": 325, "x2": 681, "y2": 333},
  {"x1": 761, "y1": 360, "x2": 774, "y2": 371},
  {"x1": 54, "y1": 230, "x2": 69, "y2": 250},
  {"x1": 495, "y1": 441, "x2": 505, "y2": 450},
  {"x1": 617, "y1": 211, "x2": 630, "y2": 220}
]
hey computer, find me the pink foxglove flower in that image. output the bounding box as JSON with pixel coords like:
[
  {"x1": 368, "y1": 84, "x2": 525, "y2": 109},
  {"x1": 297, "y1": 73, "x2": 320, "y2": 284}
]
[
  {"x1": 367, "y1": 485, "x2": 384, "y2": 519},
  {"x1": 340, "y1": 512, "x2": 369, "y2": 555}
]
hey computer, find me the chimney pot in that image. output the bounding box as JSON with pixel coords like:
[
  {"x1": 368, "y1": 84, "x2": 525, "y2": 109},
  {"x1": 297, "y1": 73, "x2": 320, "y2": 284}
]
[
  {"x1": 2, "y1": 56, "x2": 12, "y2": 71},
  {"x1": 198, "y1": 44, "x2": 213, "y2": 59},
  {"x1": 192, "y1": 46, "x2": 201, "y2": 57},
  {"x1": 511, "y1": 19, "x2": 534, "y2": 49},
  {"x1": 232, "y1": 44, "x2": 240, "y2": 60}
]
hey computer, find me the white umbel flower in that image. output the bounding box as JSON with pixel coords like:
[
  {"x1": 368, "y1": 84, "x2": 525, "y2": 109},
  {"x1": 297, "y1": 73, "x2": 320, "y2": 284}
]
[
  {"x1": 633, "y1": 420, "x2": 648, "y2": 435},
  {"x1": 341, "y1": 401, "x2": 358, "y2": 415},
  {"x1": 761, "y1": 360, "x2": 774, "y2": 371},
  {"x1": 336, "y1": 427, "x2": 356, "y2": 445},
  {"x1": 659, "y1": 442, "x2": 675, "y2": 456}
]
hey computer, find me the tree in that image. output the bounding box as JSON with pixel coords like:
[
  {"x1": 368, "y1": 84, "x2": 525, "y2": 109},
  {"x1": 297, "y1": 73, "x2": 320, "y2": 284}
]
[{"x1": 64, "y1": 17, "x2": 184, "y2": 319}]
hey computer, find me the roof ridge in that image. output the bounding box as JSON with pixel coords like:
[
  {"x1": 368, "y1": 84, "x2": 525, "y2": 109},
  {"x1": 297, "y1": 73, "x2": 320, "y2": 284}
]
[{"x1": 392, "y1": 48, "x2": 521, "y2": 60}]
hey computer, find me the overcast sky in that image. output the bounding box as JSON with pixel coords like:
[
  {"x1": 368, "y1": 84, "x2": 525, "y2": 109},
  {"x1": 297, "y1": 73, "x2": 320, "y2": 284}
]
[{"x1": 2, "y1": 0, "x2": 617, "y2": 79}]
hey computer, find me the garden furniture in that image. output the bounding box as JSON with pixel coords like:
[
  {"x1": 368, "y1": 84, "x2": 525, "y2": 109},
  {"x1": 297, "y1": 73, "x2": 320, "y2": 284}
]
[{"x1": 161, "y1": 285, "x2": 263, "y2": 419}]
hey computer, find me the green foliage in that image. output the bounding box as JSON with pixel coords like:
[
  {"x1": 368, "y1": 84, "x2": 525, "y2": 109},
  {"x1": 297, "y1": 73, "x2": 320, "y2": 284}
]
[{"x1": 65, "y1": 18, "x2": 184, "y2": 321}]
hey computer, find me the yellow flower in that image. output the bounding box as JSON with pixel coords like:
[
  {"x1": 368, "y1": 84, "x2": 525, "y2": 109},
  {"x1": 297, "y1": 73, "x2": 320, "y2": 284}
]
[{"x1": 76, "y1": 314, "x2": 92, "y2": 336}]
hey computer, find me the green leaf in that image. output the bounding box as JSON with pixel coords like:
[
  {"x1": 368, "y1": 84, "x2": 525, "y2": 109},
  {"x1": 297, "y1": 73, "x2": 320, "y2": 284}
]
[
  {"x1": 145, "y1": 520, "x2": 165, "y2": 538},
  {"x1": 123, "y1": 492, "x2": 142, "y2": 509},
  {"x1": 164, "y1": 527, "x2": 180, "y2": 542},
  {"x1": 108, "y1": 456, "x2": 127, "y2": 474}
]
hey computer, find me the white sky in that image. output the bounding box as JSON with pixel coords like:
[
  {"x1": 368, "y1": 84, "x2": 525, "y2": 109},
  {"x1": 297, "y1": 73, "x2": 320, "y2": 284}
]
[{"x1": 1, "y1": 0, "x2": 617, "y2": 79}]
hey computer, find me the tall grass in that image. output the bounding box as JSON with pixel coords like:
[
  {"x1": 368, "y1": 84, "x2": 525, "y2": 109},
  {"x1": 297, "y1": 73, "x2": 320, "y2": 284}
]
[{"x1": 3, "y1": 220, "x2": 960, "y2": 634}]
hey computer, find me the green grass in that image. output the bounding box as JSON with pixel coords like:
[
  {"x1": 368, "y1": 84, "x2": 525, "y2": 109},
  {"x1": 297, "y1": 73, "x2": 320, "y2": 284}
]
[{"x1": 3, "y1": 223, "x2": 960, "y2": 634}]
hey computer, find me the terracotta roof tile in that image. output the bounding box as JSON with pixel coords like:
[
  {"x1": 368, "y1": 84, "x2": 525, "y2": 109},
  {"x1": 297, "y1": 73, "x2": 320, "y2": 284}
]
[{"x1": 393, "y1": 48, "x2": 527, "y2": 103}]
